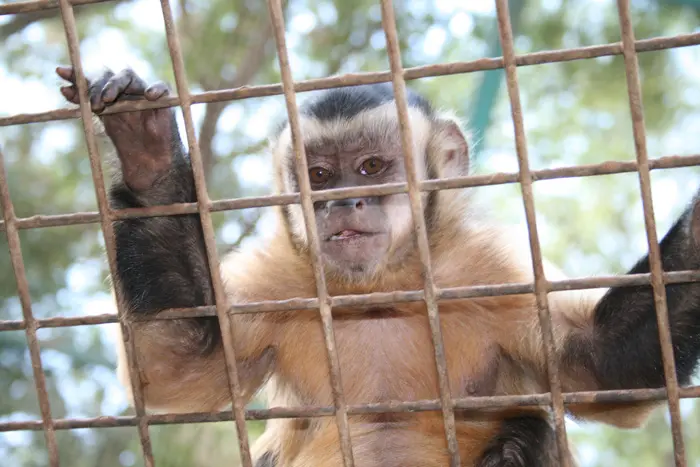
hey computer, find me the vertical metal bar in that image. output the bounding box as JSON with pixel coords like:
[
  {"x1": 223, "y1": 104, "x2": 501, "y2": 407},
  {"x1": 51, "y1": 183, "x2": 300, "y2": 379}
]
[
  {"x1": 494, "y1": 1, "x2": 571, "y2": 465},
  {"x1": 615, "y1": 1, "x2": 687, "y2": 465},
  {"x1": 264, "y1": 1, "x2": 355, "y2": 465},
  {"x1": 156, "y1": 1, "x2": 254, "y2": 465},
  {"x1": 54, "y1": 1, "x2": 155, "y2": 465},
  {"x1": 0, "y1": 149, "x2": 60, "y2": 466},
  {"x1": 468, "y1": 0, "x2": 524, "y2": 158},
  {"x1": 379, "y1": 1, "x2": 460, "y2": 464}
]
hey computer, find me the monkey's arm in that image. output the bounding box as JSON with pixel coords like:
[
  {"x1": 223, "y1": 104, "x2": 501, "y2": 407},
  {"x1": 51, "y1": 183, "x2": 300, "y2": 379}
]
[
  {"x1": 507, "y1": 195, "x2": 700, "y2": 427},
  {"x1": 58, "y1": 67, "x2": 276, "y2": 412},
  {"x1": 563, "y1": 196, "x2": 700, "y2": 424},
  {"x1": 578, "y1": 200, "x2": 700, "y2": 386}
]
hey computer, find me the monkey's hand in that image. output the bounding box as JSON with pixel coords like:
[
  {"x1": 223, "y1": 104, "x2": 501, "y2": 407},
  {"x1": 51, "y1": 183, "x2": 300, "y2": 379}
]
[{"x1": 56, "y1": 66, "x2": 178, "y2": 192}]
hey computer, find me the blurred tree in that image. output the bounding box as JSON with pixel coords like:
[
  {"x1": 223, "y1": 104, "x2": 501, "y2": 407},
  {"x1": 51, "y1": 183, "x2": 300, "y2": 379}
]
[{"x1": 1, "y1": 0, "x2": 700, "y2": 465}]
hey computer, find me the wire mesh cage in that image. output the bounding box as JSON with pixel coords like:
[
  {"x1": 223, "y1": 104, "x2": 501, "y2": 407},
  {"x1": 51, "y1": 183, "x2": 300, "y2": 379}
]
[{"x1": 1, "y1": 0, "x2": 700, "y2": 466}]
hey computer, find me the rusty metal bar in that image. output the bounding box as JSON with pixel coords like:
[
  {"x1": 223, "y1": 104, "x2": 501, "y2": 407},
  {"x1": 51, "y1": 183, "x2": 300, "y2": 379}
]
[
  {"x1": 265, "y1": 0, "x2": 355, "y2": 465},
  {"x1": 0, "y1": 0, "x2": 113, "y2": 15},
  {"x1": 4, "y1": 269, "x2": 700, "y2": 332},
  {"x1": 3, "y1": 153, "x2": 700, "y2": 233},
  {"x1": 54, "y1": 1, "x2": 155, "y2": 465},
  {"x1": 616, "y1": 1, "x2": 687, "y2": 465},
  {"x1": 0, "y1": 153, "x2": 60, "y2": 466},
  {"x1": 156, "y1": 0, "x2": 254, "y2": 465},
  {"x1": 495, "y1": 1, "x2": 571, "y2": 465},
  {"x1": 3, "y1": 32, "x2": 700, "y2": 128},
  {"x1": 3, "y1": 385, "x2": 700, "y2": 433},
  {"x1": 1, "y1": 313, "x2": 120, "y2": 331},
  {"x1": 379, "y1": 0, "x2": 460, "y2": 464}
]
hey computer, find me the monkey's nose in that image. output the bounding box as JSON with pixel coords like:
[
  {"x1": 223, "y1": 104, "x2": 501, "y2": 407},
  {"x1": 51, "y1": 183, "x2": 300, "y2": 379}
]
[{"x1": 327, "y1": 198, "x2": 367, "y2": 210}]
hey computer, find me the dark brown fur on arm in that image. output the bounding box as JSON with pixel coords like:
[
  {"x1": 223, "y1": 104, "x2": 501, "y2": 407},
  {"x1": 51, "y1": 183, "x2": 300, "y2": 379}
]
[
  {"x1": 54, "y1": 66, "x2": 278, "y2": 411},
  {"x1": 498, "y1": 195, "x2": 700, "y2": 431}
]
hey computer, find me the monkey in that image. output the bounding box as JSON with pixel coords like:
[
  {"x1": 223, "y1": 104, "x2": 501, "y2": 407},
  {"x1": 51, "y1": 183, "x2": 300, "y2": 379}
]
[{"x1": 56, "y1": 65, "x2": 700, "y2": 467}]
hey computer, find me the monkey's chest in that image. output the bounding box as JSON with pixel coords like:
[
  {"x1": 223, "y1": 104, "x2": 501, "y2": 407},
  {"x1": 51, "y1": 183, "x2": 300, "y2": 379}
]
[{"x1": 276, "y1": 309, "x2": 499, "y2": 405}]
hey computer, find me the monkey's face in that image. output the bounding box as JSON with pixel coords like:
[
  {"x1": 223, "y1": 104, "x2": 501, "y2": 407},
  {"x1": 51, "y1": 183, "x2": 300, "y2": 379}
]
[
  {"x1": 273, "y1": 97, "x2": 468, "y2": 282},
  {"x1": 307, "y1": 142, "x2": 413, "y2": 278},
  {"x1": 274, "y1": 110, "x2": 425, "y2": 280}
]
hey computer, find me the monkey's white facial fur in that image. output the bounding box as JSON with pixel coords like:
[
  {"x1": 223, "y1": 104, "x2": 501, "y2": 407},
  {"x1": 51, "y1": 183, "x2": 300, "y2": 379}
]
[{"x1": 272, "y1": 97, "x2": 469, "y2": 282}]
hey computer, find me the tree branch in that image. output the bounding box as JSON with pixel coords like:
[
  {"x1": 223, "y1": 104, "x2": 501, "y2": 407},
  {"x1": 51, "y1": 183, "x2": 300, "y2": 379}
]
[
  {"x1": 178, "y1": 0, "x2": 190, "y2": 38},
  {"x1": 0, "y1": 9, "x2": 54, "y2": 39},
  {"x1": 198, "y1": 16, "x2": 273, "y2": 176},
  {"x1": 0, "y1": 0, "x2": 129, "y2": 40}
]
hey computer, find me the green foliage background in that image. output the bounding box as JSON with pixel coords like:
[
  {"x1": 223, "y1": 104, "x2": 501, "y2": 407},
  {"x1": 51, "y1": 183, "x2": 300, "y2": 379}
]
[{"x1": 1, "y1": 0, "x2": 700, "y2": 465}]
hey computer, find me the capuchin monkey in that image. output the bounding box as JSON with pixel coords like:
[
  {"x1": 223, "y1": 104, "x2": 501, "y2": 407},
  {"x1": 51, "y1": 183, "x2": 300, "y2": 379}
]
[{"x1": 57, "y1": 65, "x2": 700, "y2": 467}]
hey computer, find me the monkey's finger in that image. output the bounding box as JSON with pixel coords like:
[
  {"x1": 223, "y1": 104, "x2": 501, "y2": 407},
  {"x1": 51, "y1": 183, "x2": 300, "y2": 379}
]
[
  {"x1": 60, "y1": 85, "x2": 79, "y2": 104},
  {"x1": 101, "y1": 69, "x2": 149, "y2": 104},
  {"x1": 144, "y1": 82, "x2": 170, "y2": 101},
  {"x1": 89, "y1": 70, "x2": 116, "y2": 113},
  {"x1": 56, "y1": 66, "x2": 76, "y2": 83}
]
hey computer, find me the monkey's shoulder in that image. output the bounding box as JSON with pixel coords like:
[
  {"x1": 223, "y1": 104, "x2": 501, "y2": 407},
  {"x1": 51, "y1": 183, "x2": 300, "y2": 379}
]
[
  {"x1": 220, "y1": 238, "x2": 316, "y2": 304},
  {"x1": 431, "y1": 222, "x2": 534, "y2": 288}
]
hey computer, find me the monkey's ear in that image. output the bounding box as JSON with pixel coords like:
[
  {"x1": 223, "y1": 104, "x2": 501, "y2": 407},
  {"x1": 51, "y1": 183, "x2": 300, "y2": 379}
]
[{"x1": 429, "y1": 117, "x2": 470, "y2": 179}]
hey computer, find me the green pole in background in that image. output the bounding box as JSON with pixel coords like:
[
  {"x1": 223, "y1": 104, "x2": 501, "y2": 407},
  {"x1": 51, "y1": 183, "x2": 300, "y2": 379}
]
[
  {"x1": 468, "y1": 0, "x2": 525, "y2": 159},
  {"x1": 467, "y1": 0, "x2": 698, "y2": 159}
]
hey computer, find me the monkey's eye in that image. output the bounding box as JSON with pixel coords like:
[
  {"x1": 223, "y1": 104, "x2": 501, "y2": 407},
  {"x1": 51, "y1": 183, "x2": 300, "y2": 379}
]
[
  {"x1": 359, "y1": 157, "x2": 384, "y2": 176},
  {"x1": 309, "y1": 167, "x2": 333, "y2": 185}
]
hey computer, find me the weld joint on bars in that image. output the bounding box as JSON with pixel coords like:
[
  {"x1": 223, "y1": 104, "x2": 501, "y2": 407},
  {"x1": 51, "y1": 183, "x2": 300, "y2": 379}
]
[{"x1": 2, "y1": 33, "x2": 700, "y2": 128}]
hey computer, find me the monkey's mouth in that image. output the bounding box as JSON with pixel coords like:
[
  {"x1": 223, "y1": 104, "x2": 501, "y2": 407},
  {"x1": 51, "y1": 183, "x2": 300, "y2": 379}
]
[{"x1": 328, "y1": 229, "x2": 376, "y2": 241}]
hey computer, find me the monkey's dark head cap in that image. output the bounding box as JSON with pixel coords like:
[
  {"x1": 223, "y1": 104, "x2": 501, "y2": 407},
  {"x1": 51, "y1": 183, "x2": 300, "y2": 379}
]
[{"x1": 299, "y1": 83, "x2": 434, "y2": 122}]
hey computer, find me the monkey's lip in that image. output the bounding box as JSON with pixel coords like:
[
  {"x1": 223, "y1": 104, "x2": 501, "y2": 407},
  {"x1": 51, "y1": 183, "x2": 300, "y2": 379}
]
[{"x1": 327, "y1": 229, "x2": 378, "y2": 241}]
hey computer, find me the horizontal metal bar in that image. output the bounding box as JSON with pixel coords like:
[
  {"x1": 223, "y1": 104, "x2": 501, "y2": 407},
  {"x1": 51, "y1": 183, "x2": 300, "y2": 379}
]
[
  {"x1": 2, "y1": 385, "x2": 699, "y2": 433},
  {"x1": 3, "y1": 270, "x2": 700, "y2": 332},
  {"x1": 2, "y1": 153, "x2": 699, "y2": 233},
  {"x1": 0, "y1": 0, "x2": 113, "y2": 15},
  {"x1": 2, "y1": 32, "x2": 699, "y2": 127}
]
